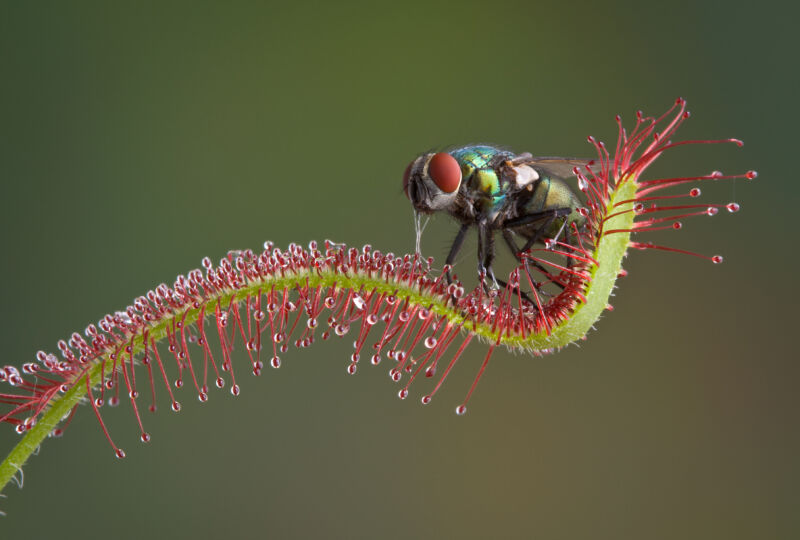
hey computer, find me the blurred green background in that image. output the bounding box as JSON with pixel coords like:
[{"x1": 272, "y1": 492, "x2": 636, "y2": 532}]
[{"x1": 1, "y1": 1, "x2": 796, "y2": 538}]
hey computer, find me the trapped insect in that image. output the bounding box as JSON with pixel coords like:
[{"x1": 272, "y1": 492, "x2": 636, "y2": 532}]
[{"x1": 402, "y1": 145, "x2": 590, "y2": 295}]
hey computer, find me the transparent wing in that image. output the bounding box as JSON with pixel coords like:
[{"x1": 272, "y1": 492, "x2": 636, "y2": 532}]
[{"x1": 511, "y1": 155, "x2": 594, "y2": 180}]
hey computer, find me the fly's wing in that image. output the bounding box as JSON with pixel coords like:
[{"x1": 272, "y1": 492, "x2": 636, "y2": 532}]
[{"x1": 514, "y1": 156, "x2": 594, "y2": 180}]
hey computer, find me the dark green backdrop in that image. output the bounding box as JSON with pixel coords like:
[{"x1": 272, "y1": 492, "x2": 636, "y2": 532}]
[{"x1": 1, "y1": 1, "x2": 796, "y2": 538}]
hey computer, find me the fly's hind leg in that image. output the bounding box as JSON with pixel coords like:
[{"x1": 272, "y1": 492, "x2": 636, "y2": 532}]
[
  {"x1": 498, "y1": 230, "x2": 546, "y2": 307},
  {"x1": 505, "y1": 207, "x2": 572, "y2": 253}
]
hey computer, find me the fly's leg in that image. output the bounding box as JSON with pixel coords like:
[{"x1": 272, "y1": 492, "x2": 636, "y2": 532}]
[
  {"x1": 444, "y1": 223, "x2": 470, "y2": 284},
  {"x1": 501, "y1": 229, "x2": 558, "y2": 286},
  {"x1": 499, "y1": 230, "x2": 544, "y2": 307},
  {"x1": 443, "y1": 223, "x2": 470, "y2": 304},
  {"x1": 476, "y1": 223, "x2": 499, "y2": 294},
  {"x1": 505, "y1": 207, "x2": 572, "y2": 253},
  {"x1": 503, "y1": 207, "x2": 574, "y2": 296}
]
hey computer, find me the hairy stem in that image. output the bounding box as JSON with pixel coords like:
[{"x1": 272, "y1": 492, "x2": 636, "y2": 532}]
[{"x1": 0, "y1": 181, "x2": 636, "y2": 493}]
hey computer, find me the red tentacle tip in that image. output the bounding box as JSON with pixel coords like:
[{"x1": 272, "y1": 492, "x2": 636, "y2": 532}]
[
  {"x1": 712, "y1": 255, "x2": 724, "y2": 264},
  {"x1": 746, "y1": 170, "x2": 758, "y2": 180}
]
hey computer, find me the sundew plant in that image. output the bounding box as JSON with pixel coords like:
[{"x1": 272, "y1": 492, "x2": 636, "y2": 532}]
[{"x1": 0, "y1": 99, "x2": 755, "y2": 497}]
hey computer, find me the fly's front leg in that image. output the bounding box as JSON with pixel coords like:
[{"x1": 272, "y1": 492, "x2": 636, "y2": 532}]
[{"x1": 443, "y1": 223, "x2": 470, "y2": 305}]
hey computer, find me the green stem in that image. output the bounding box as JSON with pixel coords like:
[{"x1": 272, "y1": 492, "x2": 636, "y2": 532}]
[{"x1": 0, "y1": 180, "x2": 636, "y2": 493}]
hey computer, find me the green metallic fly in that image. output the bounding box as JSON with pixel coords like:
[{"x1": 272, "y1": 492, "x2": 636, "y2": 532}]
[{"x1": 402, "y1": 145, "x2": 590, "y2": 294}]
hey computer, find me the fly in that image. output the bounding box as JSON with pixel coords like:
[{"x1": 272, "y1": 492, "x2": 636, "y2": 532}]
[{"x1": 402, "y1": 145, "x2": 590, "y2": 299}]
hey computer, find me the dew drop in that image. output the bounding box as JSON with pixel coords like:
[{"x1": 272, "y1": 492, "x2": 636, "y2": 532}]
[
  {"x1": 115, "y1": 449, "x2": 126, "y2": 459},
  {"x1": 421, "y1": 395, "x2": 432, "y2": 405},
  {"x1": 706, "y1": 207, "x2": 719, "y2": 216},
  {"x1": 390, "y1": 369, "x2": 401, "y2": 382},
  {"x1": 712, "y1": 255, "x2": 724, "y2": 264},
  {"x1": 690, "y1": 188, "x2": 701, "y2": 197},
  {"x1": 746, "y1": 170, "x2": 757, "y2": 180},
  {"x1": 280, "y1": 343, "x2": 289, "y2": 353},
  {"x1": 141, "y1": 432, "x2": 151, "y2": 443},
  {"x1": 352, "y1": 295, "x2": 366, "y2": 310},
  {"x1": 455, "y1": 405, "x2": 467, "y2": 416},
  {"x1": 271, "y1": 356, "x2": 281, "y2": 368},
  {"x1": 398, "y1": 389, "x2": 408, "y2": 400},
  {"x1": 370, "y1": 354, "x2": 381, "y2": 365},
  {"x1": 425, "y1": 366, "x2": 436, "y2": 378},
  {"x1": 175, "y1": 379, "x2": 183, "y2": 389},
  {"x1": 366, "y1": 314, "x2": 378, "y2": 325},
  {"x1": 307, "y1": 317, "x2": 318, "y2": 329},
  {"x1": 347, "y1": 363, "x2": 357, "y2": 375},
  {"x1": 398, "y1": 311, "x2": 410, "y2": 322},
  {"x1": 171, "y1": 401, "x2": 181, "y2": 412},
  {"x1": 108, "y1": 397, "x2": 119, "y2": 407},
  {"x1": 424, "y1": 337, "x2": 438, "y2": 349},
  {"x1": 672, "y1": 222, "x2": 682, "y2": 230},
  {"x1": 231, "y1": 384, "x2": 240, "y2": 396},
  {"x1": 726, "y1": 202, "x2": 740, "y2": 213},
  {"x1": 335, "y1": 324, "x2": 349, "y2": 337},
  {"x1": 94, "y1": 398, "x2": 103, "y2": 407},
  {"x1": 351, "y1": 353, "x2": 360, "y2": 363}
]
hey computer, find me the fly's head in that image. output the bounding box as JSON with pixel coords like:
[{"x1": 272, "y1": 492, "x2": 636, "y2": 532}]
[{"x1": 402, "y1": 152, "x2": 463, "y2": 214}]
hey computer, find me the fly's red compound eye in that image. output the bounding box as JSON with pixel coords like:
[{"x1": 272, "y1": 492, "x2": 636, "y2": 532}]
[
  {"x1": 428, "y1": 152, "x2": 461, "y2": 193},
  {"x1": 402, "y1": 160, "x2": 413, "y2": 199}
]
